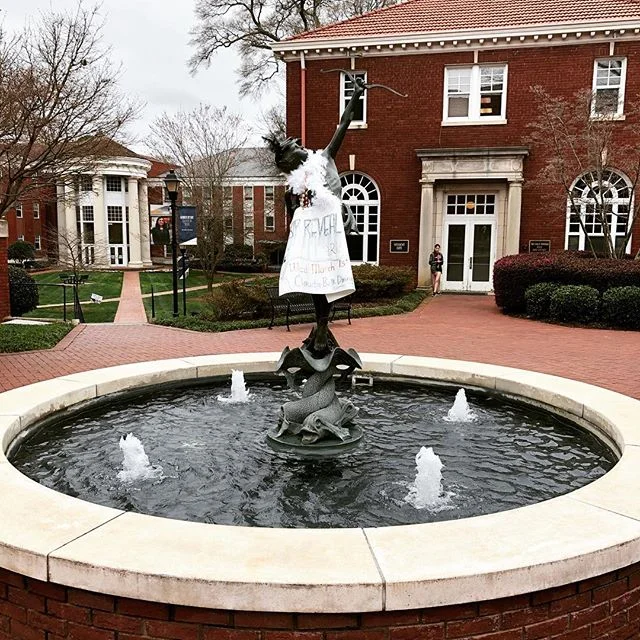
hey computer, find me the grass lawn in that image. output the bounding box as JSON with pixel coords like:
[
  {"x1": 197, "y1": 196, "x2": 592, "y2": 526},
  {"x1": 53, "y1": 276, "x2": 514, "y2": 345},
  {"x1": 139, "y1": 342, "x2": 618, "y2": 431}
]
[
  {"x1": 32, "y1": 271, "x2": 123, "y2": 305},
  {"x1": 139, "y1": 270, "x2": 245, "y2": 295},
  {"x1": 0, "y1": 323, "x2": 74, "y2": 353},
  {"x1": 143, "y1": 289, "x2": 210, "y2": 320},
  {"x1": 24, "y1": 301, "x2": 119, "y2": 323}
]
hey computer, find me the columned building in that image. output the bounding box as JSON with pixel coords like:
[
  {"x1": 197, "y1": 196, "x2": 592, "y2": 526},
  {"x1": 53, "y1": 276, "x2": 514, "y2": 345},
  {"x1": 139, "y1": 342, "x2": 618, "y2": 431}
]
[{"x1": 56, "y1": 143, "x2": 159, "y2": 269}]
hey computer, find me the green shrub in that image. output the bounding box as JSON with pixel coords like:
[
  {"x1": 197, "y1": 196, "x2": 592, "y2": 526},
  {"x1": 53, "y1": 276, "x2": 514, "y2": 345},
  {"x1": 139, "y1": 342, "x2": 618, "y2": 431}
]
[
  {"x1": 217, "y1": 244, "x2": 268, "y2": 273},
  {"x1": 601, "y1": 286, "x2": 640, "y2": 330},
  {"x1": 494, "y1": 251, "x2": 640, "y2": 314},
  {"x1": 352, "y1": 264, "x2": 414, "y2": 302},
  {"x1": 0, "y1": 323, "x2": 72, "y2": 353},
  {"x1": 8, "y1": 265, "x2": 39, "y2": 316},
  {"x1": 8, "y1": 240, "x2": 35, "y2": 265},
  {"x1": 524, "y1": 282, "x2": 561, "y2": 318},
  {"x1": 549, "y1": 285, "x2": 600, "y2": 324},
  {"x1": 202, "y1": 282, "x2": 270, "y2": 321}
]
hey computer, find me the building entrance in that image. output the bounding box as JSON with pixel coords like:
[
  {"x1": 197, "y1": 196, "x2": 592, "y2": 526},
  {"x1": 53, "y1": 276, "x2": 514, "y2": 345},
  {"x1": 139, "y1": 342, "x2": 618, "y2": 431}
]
[{"x1": 442, "y1": 194, "x2": 496, "y2": 292}]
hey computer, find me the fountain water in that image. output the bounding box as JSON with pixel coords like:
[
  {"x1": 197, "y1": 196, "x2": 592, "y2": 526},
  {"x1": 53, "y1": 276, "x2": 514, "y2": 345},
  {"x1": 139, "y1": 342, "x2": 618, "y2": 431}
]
[
  {"x1": 217, "y1": 370, "x2": 250, "y2": 404},
  {"x1": 444, "y1": 388, "x2": 476, "y2": 422},
  {"x1": 117, "y1": 433, "x2": 163, "y2": 482},
  {"x1": 404, "y1": 446, "x2": 445, "y2": 509}
]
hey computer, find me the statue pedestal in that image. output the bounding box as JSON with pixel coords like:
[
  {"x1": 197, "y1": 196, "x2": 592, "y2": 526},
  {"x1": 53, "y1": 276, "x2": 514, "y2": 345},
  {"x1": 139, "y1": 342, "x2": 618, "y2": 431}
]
[
  {"x1": 268, "y1": 345, "x2": 363, "y2": 456},
  {"x1": 266, "y1": 425, "x2": 363, "y2": 457}
]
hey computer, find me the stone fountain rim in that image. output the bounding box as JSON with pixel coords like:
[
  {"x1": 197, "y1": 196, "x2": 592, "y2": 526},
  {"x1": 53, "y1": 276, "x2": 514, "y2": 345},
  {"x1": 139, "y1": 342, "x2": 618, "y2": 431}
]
[{"x1": 0, "y1": 352, "x2": 639, "y2": 613}]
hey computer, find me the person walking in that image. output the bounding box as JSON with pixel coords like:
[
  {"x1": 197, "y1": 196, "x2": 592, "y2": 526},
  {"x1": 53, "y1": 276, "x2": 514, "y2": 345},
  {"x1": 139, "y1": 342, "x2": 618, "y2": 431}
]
[{"x1": 429, "y1": 244, "x2": 444, "y2": 295}]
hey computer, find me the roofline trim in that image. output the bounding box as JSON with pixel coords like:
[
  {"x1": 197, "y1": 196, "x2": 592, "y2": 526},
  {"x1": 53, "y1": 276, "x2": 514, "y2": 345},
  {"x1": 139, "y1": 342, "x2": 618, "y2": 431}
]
[{"x1": 273, "y1": 19, "x2": 640, "y2": 53}]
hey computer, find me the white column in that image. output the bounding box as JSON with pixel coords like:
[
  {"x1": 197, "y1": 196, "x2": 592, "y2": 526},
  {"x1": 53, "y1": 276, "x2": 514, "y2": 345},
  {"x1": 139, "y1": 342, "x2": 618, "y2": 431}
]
[
  {"x1": 505, "y1": 180, "x2": 523, "y2": 256},
  {"x1": 127, "y1": 177, "x2": 143, "y2": 268},
  {"x1": 139, "y1": 179, "x2": 152, "y2": 267},
  {"x1": 417, "y1": 179, "x2": 435, "y2": 288}
]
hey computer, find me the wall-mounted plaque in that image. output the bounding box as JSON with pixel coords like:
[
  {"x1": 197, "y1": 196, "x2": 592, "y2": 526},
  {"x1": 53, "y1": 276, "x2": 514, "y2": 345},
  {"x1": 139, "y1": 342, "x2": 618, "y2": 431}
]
[
  {"x1": 389, "y1": 240, "x2": 409, "y2": 253},
  {"x1": 529, "y1": 240, "x2": 551, "y2": 253}
]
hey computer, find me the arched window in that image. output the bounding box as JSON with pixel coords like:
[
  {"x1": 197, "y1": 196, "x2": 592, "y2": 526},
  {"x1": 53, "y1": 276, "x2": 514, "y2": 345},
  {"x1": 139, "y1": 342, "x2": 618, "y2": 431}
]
[
  {"x1": 340, "y1": 172, "x2": 380, "y2": 264},
  {"x1": 566, "y1": 170, "x2": 631, "y2": 255}
]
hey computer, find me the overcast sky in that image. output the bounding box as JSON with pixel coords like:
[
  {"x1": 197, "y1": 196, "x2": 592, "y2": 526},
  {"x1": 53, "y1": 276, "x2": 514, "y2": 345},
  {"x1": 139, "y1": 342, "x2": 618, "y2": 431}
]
[{"x1": 3, "y1": 0, "x2": 279, "y2": 153}]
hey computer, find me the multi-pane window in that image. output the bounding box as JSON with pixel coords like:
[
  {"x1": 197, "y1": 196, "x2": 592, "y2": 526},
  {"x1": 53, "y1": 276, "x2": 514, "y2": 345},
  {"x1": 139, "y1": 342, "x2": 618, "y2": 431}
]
[
  {"x1": 243, "y1": 186, "x2": 254, "y2": 247},
  {"x1": 446, "y1": 194, "x2": 496, "y2": 216},
  {"x1": 34, "y1": 235, "x2": 41, "y2": 251},
  {"x1": 80, "y1": 206, "x2": 95, "y2": 244},
  {"x1": 15, "y1": 203, "x2": 23, "y2": 218},
  {"x1": 341, "y1": 71, "x2": 367, "y2": 124},
  {"x1": 566, "y1": 170, "x2": 631, "y2": 255},
  {"x1": 79, "y1": 175, "x2": 93, "y2": 191},
  {"x1": 444, "y1": 65, "x2": 507, "y2": 122},
  {"x1": 107, "y1": 206, "x2": 123, "y2": 222},
  {"x1": 223, "y1": 186, "x2": 233, "y2": 244},
  {"x1": 264, "y1": 186, "x2": 275, "y2": 232},
  {"x1": 106, "y1": 176, "x2": 122, "y2": 191},
  {"x1": 33, "y1": 203, "x2": 40, "y2": 219},
  {"x1": 340, "y1": 172, "x2": 380, "y2": 264},
  {"x1": 76, "y1": 206, "x2": 95, "y2": 264},
  {"x1": 592, "y1": 58, "x2": 626, "y2": 117}
]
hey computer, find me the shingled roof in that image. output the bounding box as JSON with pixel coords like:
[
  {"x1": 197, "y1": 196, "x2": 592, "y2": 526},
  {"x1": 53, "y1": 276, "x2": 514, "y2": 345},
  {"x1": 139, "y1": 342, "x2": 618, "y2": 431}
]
[{"x1": 285, "y1": 0, "x2": 640, "y2": 43}]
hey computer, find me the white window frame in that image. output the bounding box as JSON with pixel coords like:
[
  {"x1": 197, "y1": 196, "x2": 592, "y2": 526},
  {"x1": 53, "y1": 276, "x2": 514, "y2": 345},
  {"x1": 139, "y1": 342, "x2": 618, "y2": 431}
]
[
  {"x1": 34, "y1": 235, "x2": 41, "y2": 251},
  {"x1": 18, "y1": 234, "x2": 24, "y2": 241},
  {"x1": 33, "y1": 203, "x2": 40, "y2": 219},
  {"x1": 15, "y1": 203, "x2": 23, "y2": 218},
  {"x1": 565, "y1": 171, "x2": 632, "y2": 254},
  {"x1": 340, "y1": 172, "x2": 380, "y2": 265},
  {"x1": 591, "y1": 58, "x2": 627, "y2": 119},
  {"x1": 264, "y1": 186, "x2": 275, "y2": 232},
  {"x1": 106, "y1": 176, "x2": 122, "y2": 192},
  {"x1": 340, "y1": 71, "x2": 367, "y2": 128},
  {"x1": 79, "y1": 175, "x2": 93, "y2": 192},
  {"x1": 443, "y1": 64, "x2": 508, "y2": 125},
  {"x1": 243, "y1": 186, "x2": 254, "y2": 247}
]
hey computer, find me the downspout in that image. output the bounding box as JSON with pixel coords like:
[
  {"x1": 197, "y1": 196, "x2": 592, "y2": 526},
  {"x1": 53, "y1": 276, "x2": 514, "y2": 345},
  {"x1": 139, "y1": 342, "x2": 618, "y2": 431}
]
[{"x1": 300, "y1": 52, "x2": 306, "y2": 146}]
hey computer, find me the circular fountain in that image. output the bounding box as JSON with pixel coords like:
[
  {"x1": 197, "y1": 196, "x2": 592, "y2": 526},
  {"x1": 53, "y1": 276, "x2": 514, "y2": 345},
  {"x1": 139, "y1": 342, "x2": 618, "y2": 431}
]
[{"x1": 0, "y1": 354, "x2": 639, "y2": 639}]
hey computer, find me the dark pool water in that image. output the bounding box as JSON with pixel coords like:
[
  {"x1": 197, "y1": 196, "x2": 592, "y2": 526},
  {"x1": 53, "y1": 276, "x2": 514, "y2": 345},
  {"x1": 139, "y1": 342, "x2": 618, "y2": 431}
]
[{"x1": 10, "y1": 378, "x2": 617, "y2": 528}]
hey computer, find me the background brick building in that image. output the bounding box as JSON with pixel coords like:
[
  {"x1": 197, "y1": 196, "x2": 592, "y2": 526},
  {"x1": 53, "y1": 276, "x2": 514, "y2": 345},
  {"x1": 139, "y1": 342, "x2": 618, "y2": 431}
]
[{"x1": 274, "y1": 0, "x2": 640, "y2": 291}]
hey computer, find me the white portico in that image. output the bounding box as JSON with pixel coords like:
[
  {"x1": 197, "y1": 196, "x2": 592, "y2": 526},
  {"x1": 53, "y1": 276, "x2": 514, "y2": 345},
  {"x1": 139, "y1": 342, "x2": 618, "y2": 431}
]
[
  {"x1": 416, "y1": 147, "x2": 528, "y2": 292},
  {"x1": 57, "y1": 156, "x2": 153, "y2": 269}
]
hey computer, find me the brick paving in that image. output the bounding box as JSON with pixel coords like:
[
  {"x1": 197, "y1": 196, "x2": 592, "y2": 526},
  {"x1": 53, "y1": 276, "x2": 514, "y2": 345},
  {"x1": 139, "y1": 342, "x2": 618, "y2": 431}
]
[
  {"x1": 113, "y1": 270, "x2": 147, "y2": 324},
  {"x1": 1, "y1": 295, "x2": 639, "y2": 397}
]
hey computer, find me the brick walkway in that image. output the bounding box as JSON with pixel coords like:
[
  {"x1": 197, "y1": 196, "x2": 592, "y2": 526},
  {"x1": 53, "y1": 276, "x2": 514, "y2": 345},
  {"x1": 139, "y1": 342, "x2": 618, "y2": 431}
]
[
  {"x1": 1, "y1": 295, "x2": 639, "y2": 397},
  {"x1": 113, "y1": 271, "x2": 147, "y2": 324}
]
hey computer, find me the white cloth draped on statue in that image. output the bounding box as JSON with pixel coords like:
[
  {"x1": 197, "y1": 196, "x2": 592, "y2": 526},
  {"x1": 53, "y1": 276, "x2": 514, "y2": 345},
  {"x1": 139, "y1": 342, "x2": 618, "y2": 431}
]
[{"x1": 279, "y1": 151, "x2": 355, "y2": 303}]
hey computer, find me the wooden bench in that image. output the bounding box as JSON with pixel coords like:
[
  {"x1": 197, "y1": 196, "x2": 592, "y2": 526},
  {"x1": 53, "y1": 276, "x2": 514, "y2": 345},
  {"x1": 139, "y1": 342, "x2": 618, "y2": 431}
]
[{"x1": 265, "y1": 286, "x2": 352, "y2": 331}]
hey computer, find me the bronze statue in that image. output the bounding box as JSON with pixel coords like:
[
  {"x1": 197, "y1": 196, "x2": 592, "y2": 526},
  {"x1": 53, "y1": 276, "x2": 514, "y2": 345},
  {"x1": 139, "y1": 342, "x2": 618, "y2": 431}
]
[
  {"x1": 264, "y1": 73, "x2": 405, "y2": 450},
  {"x1": 264, "y1": 76, "x2": 367, "y2": 357}
]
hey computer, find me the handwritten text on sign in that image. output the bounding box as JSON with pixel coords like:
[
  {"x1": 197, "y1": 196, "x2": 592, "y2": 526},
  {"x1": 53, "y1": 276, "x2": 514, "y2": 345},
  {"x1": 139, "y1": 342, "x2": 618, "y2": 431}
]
[{"x1": 280, "y1": 210, "x2": 354, "y2": 295}]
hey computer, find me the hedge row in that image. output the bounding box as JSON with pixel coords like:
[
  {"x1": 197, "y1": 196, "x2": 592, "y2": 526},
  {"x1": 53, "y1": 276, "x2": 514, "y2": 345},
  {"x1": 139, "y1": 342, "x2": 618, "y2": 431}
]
[
  {"x1": 199, "y1": 264, "x2": 415, "y2": 322},
  {"x1": 525, "y1": 283, "x2": 640, "y2": 329},
  {"x1": 494, "y1": 251, "x2": 640, "y2": 313}
]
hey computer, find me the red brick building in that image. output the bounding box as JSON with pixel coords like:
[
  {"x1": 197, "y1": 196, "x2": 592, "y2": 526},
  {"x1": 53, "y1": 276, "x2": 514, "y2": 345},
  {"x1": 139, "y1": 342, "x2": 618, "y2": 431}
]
[{"x1": 273, "y1": 0, "x2": 640, "y2": 291}]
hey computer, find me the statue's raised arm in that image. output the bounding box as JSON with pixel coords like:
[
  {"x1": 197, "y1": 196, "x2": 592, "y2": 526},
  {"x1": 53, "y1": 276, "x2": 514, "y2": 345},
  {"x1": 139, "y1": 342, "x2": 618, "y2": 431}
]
[{"x1": 325, "y1": 76, "x2": 367, "y2": 160}]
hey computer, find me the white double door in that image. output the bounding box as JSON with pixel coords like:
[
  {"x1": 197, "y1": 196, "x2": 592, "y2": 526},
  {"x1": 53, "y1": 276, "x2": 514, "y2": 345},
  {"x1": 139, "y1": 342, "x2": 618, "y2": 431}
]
[{"x1": 443, "y1": 218, "x2": 495, "y2": 292}]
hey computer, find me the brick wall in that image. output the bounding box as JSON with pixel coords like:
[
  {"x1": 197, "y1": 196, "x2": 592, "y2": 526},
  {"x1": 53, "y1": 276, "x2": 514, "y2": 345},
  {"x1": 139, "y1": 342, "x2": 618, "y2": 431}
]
[
  {"x1": 0, "y1": 219, "x2": 9, "y2": 319},
  {"x1": 0, "y1": 564, "x2": 639, "y2": 639},
  {"x1": 286, "y1": 41, "x2": 640, "y2": 268}
]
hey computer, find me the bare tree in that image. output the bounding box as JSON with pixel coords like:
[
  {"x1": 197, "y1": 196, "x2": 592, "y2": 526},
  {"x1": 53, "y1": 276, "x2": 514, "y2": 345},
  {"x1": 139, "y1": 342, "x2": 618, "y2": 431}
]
[
  {"x1": 189, "y1": 0, "x2": 397, "y2": 97},
  {"x1": 528, "y1": 87, "x2": 640, "y2": 259},
  {"x1": 0, "y1": 5, "x2": 138, "y2": 219},
  {"x1": 147, "y1": 105, "x2": 249, "y2": 290}
]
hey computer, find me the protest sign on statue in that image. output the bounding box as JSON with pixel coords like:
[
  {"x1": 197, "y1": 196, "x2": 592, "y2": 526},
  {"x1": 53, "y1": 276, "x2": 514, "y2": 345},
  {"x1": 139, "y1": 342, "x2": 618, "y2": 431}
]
[{"x1": 279, "y1": 151, "x2": 355, "y2": 303}]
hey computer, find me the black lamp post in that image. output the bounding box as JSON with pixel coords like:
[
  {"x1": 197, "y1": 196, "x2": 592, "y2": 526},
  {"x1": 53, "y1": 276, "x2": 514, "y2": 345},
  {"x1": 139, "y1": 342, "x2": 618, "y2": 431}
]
[{"x1": 164, "y1": 170, "x2": 180, "y2": 318}]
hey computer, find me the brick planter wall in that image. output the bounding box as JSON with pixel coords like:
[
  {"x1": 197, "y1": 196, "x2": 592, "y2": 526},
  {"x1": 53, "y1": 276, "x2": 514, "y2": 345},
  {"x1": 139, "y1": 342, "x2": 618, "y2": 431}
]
[
  {"x1": 1, "y1": 563, "x2": 639, "y2": 640},
  {"x1": 0, "y1": 220, "x2": 10, "y2": 320}
]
